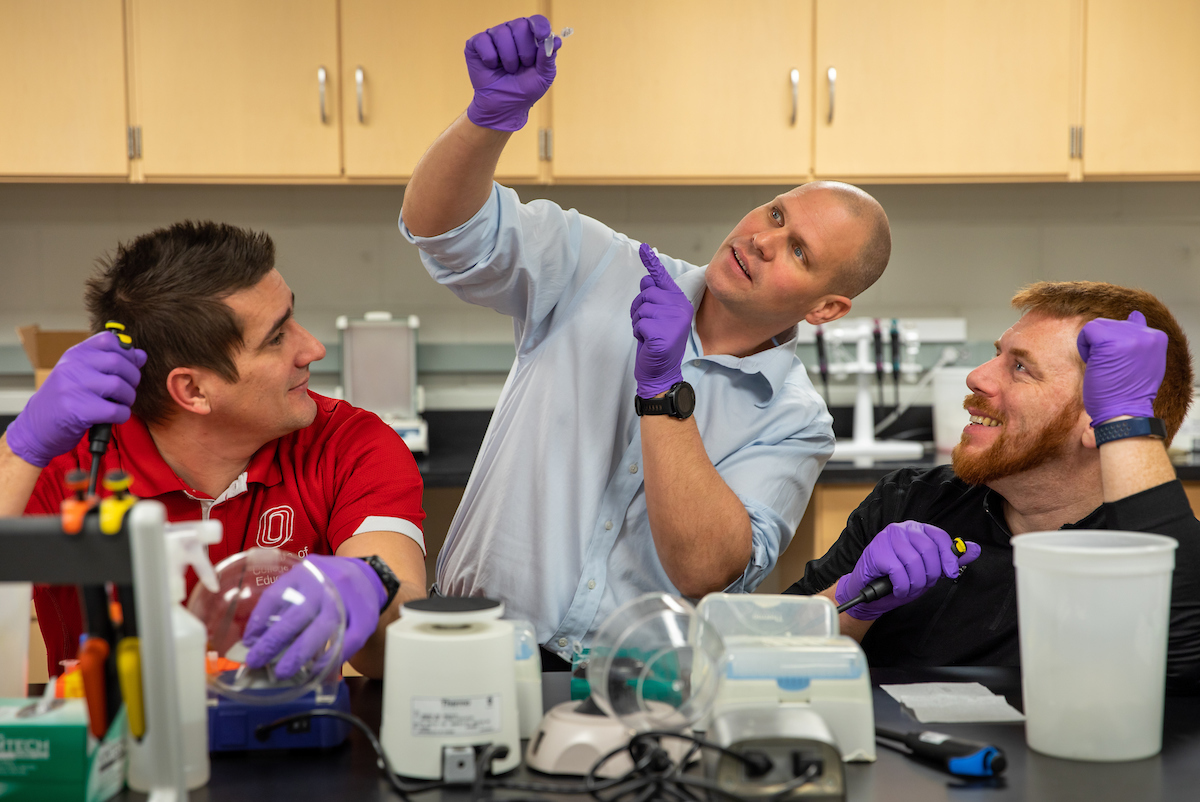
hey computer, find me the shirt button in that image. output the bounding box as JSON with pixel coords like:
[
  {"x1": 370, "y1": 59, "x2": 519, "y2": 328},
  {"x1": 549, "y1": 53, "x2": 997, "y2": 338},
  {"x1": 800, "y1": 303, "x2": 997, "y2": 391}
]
[
  {"x1": 605, "y1": 520, "x2": 613, "y2": 530},
  {"x1": 588, "y1": 580, "x2": 596, "y2": 590},
  {"x1": 692, "y1": 359, "x2": 702, "y2": 367},
  {"x1": 629, "y1": 463, "x2": 638, "y2": 474},
  {"x1": 557, "y1": 637, "x2": 568, "y2": 647}
]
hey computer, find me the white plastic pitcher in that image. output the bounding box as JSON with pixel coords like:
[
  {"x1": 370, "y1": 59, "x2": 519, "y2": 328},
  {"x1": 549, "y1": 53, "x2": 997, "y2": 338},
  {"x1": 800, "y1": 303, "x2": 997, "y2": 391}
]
[
  {"x1": 1013, "y1": 530, "x2": 1177, "y2": 761},
  {"x1": 0, "y1": 582, "x2": 32, "y2": 697}
]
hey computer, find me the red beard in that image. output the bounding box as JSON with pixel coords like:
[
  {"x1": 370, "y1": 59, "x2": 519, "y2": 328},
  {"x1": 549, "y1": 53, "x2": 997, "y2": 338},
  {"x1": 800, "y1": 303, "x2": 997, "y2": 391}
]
[{"x1": 952, "y1": 393, "x2": 1083, "y2": 485}]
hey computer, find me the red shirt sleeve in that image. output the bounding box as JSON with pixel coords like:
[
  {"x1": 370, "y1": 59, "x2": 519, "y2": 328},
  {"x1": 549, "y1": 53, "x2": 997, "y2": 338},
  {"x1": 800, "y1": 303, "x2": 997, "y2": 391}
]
[{"x1": 321, "y1": 405, "x2": 426, "y2": 553}]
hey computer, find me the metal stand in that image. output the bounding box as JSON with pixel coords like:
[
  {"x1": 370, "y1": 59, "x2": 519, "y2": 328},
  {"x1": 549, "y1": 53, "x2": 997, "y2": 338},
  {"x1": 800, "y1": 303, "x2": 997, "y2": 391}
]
[
  {"x1": 0, "y1": 501, "x2": 187, "y2": 802},
  {"x1": 823, "y1": 321, "x2": 923, "y2": 468}
]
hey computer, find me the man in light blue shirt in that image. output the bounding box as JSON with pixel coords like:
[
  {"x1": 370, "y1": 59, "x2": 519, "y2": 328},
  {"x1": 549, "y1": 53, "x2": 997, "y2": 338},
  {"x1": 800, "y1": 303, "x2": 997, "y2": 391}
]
[{"x1": 399, "y1": 15, "x2": 892, "y2": 658}]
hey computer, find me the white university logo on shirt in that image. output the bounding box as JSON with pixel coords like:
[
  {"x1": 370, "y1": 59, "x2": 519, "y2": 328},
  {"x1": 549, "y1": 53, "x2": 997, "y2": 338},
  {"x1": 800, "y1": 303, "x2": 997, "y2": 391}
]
[{"x1": 256, "y1": 506, "x2": 295, "y2": 549}]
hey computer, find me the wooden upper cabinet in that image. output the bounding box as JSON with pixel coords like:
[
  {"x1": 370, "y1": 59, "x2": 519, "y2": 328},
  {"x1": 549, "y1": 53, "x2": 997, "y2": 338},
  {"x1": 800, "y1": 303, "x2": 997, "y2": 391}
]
[
  {"x1": 1084, "y1": 0, "x2": 1200, "y2": 177},
  {"x1": 549, "y1": 0, "x2": 812, "y2": 182},
  {"x1": 341, "y1": 0, "x2": 540, "y2": 181},
  {"x1": 814, "y1": 0, "x2": 1076, "y2": 180},
  {"x1": 0, "y1": 0, "x2": 128, "y2": 177},
  {"x1": 130, "y1": 0, "x2": 341, "y2": 179}
]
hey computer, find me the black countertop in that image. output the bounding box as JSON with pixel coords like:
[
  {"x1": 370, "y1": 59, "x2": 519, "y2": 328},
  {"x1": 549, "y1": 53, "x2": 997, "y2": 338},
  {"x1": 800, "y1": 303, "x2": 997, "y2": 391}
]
[{"x1": 417, "y1": 409, "x2": 1200, "y2": 487}]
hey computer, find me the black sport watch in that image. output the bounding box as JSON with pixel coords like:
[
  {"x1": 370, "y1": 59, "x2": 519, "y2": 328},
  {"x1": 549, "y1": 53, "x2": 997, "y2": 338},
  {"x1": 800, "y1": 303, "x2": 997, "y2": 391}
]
[
  {"x1": 635, "y1": 381, "x2": 696, "y2": 420},
  {"x1": 1093, "y1": 416, "x2": 1166, "y2": 446},
  {"x1": 358, "y1": 555, "x2": 401, "y2": 612}
]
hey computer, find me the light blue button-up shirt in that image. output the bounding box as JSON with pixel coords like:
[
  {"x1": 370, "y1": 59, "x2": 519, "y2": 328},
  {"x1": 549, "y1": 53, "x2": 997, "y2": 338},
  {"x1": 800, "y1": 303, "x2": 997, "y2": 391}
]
[{"x1": 400, "y1": 184, "x2": 834, "y2": 658}]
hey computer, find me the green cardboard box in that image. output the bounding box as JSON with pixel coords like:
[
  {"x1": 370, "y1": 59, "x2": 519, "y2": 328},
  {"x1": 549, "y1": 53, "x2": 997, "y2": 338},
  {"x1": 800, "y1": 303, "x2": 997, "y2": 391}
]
[{"x1": 0, "y1": 698, "x2": 124, "y2": 802}]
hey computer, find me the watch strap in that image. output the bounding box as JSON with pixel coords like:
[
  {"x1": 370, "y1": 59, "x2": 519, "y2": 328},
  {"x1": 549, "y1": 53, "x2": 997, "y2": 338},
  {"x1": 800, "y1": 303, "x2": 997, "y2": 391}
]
[
  {"x1": 635, "y1": 394, "x2": 672, "y2": 416},
  {"x1": 358, "y1": 555, "x2": 400, "y2": 612},
  {"x1": 1093, "y1": 416, "x2": 1166, "y2": 446}
]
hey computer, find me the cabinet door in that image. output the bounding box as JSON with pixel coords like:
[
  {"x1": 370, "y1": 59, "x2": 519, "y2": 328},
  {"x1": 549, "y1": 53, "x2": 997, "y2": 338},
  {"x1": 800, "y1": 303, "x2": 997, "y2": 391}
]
[
  {"x1": 550, "y1": 0, "x2": 812, "y2": 182},
  {"x1": 341, "y1": 0, "x2": 540, "y2": 181},
  {"x1": 0, "y1": 0, "x2": 127, "y2": 177},
  {"x1": 1084, "y1": 0, "x2": 1200, "y2": 176},
  {"x1": 131, "y1": 0, "x2": 340, "y2": 178},
  {"x1": 815, "y1": 0, "x2": 1074, "y2": 179}
]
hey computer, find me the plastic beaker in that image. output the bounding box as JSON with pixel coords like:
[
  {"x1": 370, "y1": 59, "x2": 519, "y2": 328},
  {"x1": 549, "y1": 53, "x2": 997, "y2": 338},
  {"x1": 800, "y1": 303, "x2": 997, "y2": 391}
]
[
  {"x1": 587, "y1": 593, "x2": 724, "y2": 732},
  {"x1": 1013, "y1": 530, "x2": 1177, "y2": 761},
  {"x1": 187, "y1": 548, "x2": 346, "y2": 705}
]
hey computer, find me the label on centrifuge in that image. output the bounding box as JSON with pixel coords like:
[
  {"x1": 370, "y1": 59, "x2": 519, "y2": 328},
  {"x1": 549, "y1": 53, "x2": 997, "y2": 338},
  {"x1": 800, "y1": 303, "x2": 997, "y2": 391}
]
[{"x1": 411, "y1": 695, "x2": 502, "y2": 737}]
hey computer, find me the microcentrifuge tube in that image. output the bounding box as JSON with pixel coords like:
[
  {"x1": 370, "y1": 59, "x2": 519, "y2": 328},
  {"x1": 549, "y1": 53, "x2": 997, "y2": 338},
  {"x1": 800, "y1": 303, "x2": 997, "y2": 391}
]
[{"x1": 544, "y1": 27, "x2": 574, "y2": 57}]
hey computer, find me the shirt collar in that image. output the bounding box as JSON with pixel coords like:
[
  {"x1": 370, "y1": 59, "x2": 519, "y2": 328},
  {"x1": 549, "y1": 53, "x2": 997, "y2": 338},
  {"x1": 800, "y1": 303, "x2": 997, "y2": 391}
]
[
  {"x1": 983, "y1": 486, "x2": 1106, "y2": 541},
  {"x1": 117, "y1": 416, "x2": 283, "y2": 501},
  {"x1": 676, "y1": 268, "x2": 799, "y2": 403}
]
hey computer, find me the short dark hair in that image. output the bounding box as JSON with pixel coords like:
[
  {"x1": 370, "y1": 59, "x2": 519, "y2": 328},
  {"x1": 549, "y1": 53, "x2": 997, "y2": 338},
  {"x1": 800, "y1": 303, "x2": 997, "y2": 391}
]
[
  {"x1": 1011, "y1": 281, "x2": 1193, "y2": 444},
  {"x1": 84, "y1": 221, "x2": 276, "y2": 425},
  {"x1": 813, "y1": 182, "x2": 891, "y2": 298}
]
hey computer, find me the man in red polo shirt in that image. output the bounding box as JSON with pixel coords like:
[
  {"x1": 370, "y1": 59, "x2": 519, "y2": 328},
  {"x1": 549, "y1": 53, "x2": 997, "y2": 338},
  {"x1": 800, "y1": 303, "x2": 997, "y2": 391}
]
[{"x1": 0, "y1": 221, "x2": 426, "y2": 680}]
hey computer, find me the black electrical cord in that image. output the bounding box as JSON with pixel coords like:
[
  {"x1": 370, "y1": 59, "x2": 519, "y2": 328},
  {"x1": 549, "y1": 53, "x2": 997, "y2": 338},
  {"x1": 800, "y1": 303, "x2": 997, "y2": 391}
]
[
  {"x1": 254, "y1": 709, "x2": 446, "y2": 799},
  {"x1": 257, "y1": 711, "x2": 821, "y2": 802}
]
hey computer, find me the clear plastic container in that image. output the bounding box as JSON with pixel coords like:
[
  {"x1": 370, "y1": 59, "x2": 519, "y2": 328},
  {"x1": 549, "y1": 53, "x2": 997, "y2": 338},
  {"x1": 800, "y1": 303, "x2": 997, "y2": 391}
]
[
  {"x1": 1013, "y1": 530, "x2": 1177, "y2": 761},
  {"x1": 587, "y1": 593, "x2": 724, "y2": 732},
  {"x1": 186, "y1": 548, "x2": 346, "y2": 705}
]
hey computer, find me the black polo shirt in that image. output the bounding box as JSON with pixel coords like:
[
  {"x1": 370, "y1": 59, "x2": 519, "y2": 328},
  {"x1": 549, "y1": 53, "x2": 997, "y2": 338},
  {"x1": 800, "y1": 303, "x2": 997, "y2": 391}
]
[{"x1": 784, "y1": 465, "x2": 1200, "y2": 695}]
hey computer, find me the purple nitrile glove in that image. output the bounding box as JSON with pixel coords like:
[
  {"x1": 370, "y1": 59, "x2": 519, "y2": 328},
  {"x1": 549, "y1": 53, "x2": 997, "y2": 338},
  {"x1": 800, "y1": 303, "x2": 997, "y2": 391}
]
[
  {"x1": 835, "y1": 521, "x2": 982, "y2": 621},
  {"x1": 1076, "y1": 311, "x2": 1168, "y2": 427},
  {"x1": 242, "y1": 554, "x2": 386, "y2": 679},
  {"x1": 631, "y1": 243, "x2": 695, "y2": 399},
  {"x1": 6, "y1": 331, "x2": 147, "y2": 468},
  {"x1": 465, "y1": 15, "x2": 559, "y2": 132}
]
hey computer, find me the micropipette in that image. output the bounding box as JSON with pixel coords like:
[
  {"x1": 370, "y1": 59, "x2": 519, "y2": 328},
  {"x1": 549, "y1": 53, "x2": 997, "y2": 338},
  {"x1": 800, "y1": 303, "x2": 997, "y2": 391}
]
[
  {"x1": 544, "y1": 26, "x2": 573, "y2": 56},
  {"x1": 836, "y1": 537, "x2": 969, "y2": 614},
  {"x1": 815, "y1": 325, "x2": 830, "y2": 405},
  {"x1": 873, "y1": 318, "x2": 885, "y2": 408},
  {"x1": 890, "y1": 318, "x2": 901, "y2": 407}
]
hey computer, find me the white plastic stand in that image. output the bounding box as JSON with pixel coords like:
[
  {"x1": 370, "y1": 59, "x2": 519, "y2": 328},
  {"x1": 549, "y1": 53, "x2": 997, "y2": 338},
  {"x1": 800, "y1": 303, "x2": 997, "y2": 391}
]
[{"x1": 822, "y1": 321, "x2": 923, "y2": 468}]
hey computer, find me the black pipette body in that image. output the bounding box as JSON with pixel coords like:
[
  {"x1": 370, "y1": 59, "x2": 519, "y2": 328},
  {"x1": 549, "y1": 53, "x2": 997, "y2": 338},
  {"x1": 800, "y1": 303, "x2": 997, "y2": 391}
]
[{"x1": 86, "y1": 323, "x2": 133, "y2": 497}]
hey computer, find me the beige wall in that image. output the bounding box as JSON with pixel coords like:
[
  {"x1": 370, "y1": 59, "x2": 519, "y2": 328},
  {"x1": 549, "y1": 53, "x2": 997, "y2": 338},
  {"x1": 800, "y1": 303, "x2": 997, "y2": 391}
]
[{"x1": 1, "y1": 180, "x2": 1199, "y2": 359}]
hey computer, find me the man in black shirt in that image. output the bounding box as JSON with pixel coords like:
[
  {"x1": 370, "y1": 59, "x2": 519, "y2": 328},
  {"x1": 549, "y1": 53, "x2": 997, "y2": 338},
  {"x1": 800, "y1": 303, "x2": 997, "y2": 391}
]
[{"x1": 786, "y1": 281, "x2": 1200, "y2": 695}]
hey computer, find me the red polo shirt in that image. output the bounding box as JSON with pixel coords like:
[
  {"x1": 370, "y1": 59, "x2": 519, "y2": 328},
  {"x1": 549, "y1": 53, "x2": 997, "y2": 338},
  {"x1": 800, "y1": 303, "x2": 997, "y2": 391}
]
[{"x1": 28, "y1": 391, "x2": 424, "y2": 676}]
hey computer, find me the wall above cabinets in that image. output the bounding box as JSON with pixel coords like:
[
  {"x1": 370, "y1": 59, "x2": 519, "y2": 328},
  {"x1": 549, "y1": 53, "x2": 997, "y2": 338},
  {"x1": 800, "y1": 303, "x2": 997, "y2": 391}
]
[{"x1": 1, "y1": 1, "x2": 1198, "y2": 185}]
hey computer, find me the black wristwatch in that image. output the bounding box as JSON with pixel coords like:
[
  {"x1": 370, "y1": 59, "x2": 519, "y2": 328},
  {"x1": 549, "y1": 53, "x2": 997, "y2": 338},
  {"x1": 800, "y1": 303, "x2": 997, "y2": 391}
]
[
  {"x1": 358, "y1": 555, "x2": 401, "y2": 612},
  {"x1": 1094, "y1": 416, "x2": 1167, "y2": 446},
  {"x1": 635, "y1": 381, "x2": 696, "y2": 420}
]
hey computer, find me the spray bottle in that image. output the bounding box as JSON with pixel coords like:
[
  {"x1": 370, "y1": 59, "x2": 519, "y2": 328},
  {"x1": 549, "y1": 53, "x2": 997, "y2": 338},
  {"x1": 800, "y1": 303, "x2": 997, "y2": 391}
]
[{"x1": 126, "y1": 520, "x2": 221, "y2": 792}]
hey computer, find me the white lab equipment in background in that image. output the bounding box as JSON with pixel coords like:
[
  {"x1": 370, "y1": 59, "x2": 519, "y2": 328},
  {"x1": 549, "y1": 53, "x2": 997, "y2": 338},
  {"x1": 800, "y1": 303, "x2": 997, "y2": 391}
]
[
  {"x1": 798, "y1": 318, "x2": 968, "y2": 467},
  {"x1": 933, "y1": 366, "x2": 974, "y2": 457},
  {"x1": 336, "y1": 312, "x2": 428, "y2": 453},
  {"x1": 0, "y1": 582, "x2": 31, "y2": 697}
]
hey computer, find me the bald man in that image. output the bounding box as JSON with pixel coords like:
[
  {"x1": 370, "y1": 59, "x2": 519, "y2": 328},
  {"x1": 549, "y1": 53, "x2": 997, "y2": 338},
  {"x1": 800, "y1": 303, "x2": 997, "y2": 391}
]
[{"x1": 398, "y1": 14, "x2": 892, "y2": 659}]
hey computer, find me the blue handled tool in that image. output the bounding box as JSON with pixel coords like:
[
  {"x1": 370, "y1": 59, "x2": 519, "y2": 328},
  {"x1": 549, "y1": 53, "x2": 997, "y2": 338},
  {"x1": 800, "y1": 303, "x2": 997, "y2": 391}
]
[{"x1": 876, "y1": 726, "x2": 1007, "y2": 778}]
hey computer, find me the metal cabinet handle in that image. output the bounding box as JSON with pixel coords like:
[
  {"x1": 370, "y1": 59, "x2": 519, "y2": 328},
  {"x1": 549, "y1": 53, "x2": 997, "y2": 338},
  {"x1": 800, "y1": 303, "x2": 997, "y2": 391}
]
[
  {"x1": 827, "y1": 66, "x2": 837, "y2": 124},
  {"x1": 790, "y1": 68, "x2": 800, "y2": 126},
  {"x1": 356, "y1": 66, "x2": 365, "y2": 124},
  {"x1": 318, "y1": 66, "x2": 328, "y2": 124}
]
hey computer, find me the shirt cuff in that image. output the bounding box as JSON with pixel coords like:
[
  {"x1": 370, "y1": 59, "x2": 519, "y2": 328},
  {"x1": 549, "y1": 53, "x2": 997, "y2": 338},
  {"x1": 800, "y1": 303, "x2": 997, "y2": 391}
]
[{"x1": 353, "y1": 516, "x2": 426, "y2": 556}]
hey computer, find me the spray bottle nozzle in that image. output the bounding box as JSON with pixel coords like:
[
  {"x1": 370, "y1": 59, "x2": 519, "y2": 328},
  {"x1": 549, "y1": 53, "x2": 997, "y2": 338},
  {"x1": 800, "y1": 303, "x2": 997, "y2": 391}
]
[{"x1": 166, "y1": 520, "x2": 223, "y2": 600}]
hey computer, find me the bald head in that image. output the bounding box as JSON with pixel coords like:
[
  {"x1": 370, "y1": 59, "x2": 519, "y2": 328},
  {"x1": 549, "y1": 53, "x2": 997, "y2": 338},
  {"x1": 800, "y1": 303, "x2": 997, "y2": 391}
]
[{"x1": 792, "y1": 181, "x2": 891, "y2": 299}]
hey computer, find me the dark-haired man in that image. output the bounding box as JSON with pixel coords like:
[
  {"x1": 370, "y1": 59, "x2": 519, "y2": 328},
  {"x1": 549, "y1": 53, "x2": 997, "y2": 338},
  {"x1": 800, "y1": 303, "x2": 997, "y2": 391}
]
[
  {"x1": 0, "y1": 222, "x2": 426, "y2": 680},
  {"x1": 399, "y1": 15, "x2": 892, "y2": 658},
  {"x1": 786, "y1": 281, "x2": 1200, "y2": 695}
]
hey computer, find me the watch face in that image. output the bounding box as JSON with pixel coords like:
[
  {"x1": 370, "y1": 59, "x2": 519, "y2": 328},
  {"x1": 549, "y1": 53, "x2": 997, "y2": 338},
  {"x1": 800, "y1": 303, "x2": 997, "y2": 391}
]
[{"x1": 674, "y1": 382, "x2": 696, "y2": 417}]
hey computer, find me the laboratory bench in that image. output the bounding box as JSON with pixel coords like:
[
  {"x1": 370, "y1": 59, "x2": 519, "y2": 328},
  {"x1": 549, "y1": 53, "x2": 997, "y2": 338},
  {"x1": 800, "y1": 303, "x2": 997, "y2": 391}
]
[{"x1": 111, "y1": 667, "x2": 1200, "y2": 802}]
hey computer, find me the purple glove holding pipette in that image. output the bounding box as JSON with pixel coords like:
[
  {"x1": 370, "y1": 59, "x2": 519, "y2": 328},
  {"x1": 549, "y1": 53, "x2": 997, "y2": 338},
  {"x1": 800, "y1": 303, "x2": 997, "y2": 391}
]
[
  {"x1": 836, "y1": 521, "x2": 981, "y2": 621},
  {"x1": 6, "y1": 331, "x2": 146, "y2": 468}
]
